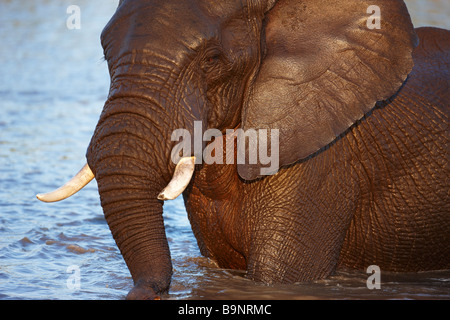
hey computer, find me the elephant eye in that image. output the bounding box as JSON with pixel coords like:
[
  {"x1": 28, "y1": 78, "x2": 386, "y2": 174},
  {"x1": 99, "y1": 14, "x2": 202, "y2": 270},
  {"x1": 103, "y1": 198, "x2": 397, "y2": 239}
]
[
  {"x1": 205, "y1": 55, "x2": 220, "y2": 68},
  {"x1": 208, "y1": 55, "x2": 220, "y2": 64},
  {"x1": 202, "y1": 49, "x2": 222, "y2": 71}
]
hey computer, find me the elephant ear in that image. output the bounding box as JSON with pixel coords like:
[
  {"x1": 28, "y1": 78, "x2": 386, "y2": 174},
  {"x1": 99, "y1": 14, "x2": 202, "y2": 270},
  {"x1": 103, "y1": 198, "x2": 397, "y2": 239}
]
[{"x1": 238, "y1": 0, "x2": 418, "y2": 180}]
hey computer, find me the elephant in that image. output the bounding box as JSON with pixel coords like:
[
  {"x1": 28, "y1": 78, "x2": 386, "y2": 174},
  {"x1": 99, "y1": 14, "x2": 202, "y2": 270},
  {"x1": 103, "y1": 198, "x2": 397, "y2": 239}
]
[{"x1": 37, "y1": 0, "x2": 450, "y2": 299}]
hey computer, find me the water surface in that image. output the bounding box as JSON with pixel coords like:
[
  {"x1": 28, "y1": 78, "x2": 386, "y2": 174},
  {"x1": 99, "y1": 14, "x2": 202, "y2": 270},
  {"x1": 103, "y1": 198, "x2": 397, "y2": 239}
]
[{"x1": 0, "y1": 0, "x2": 449, "y2": 300}]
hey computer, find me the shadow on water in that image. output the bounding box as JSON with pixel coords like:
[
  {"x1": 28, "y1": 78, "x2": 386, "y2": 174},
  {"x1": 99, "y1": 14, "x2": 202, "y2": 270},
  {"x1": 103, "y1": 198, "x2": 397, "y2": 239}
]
[{"x1": 0, "y1": 0, "x2": 448, "y2": 299}]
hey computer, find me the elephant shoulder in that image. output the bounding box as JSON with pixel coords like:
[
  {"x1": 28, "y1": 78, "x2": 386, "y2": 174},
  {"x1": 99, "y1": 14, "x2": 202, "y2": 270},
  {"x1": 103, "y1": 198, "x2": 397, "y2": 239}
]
[
  {"x1": 412, "y1": 27, "x2": 450, "y2": 71},
  {"x1": 406, "y1": 27, "x2": 449, "y2": 105}
]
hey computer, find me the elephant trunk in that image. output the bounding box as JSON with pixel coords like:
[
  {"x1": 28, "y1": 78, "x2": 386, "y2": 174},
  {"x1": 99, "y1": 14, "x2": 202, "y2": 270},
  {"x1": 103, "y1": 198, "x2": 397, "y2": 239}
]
[
  {"x1": 97, "y1": 171, "x2": 172, "y2": 299},
  {"x1": 86, "y1": 99, "x2": 175, "y2": 299},
  {"x1": 37, "y1": 53, "x2": 201, "y2": 297}
]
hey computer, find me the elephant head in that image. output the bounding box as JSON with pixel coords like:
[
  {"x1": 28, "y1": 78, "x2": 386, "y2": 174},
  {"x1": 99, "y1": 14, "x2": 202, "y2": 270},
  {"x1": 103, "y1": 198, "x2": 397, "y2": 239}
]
[{"x1": 37, "y1": 0, "x2": 417, "y2": 299}]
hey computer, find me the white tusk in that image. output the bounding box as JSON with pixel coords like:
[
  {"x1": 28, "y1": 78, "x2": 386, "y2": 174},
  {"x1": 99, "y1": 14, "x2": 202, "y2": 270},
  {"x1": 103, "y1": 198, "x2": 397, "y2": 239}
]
[
  {"x1": 36, "y1": 163, "x2": 94, "y2": 203},
  {"x1": 157, "y1": 157, "x2": 196, "y2": 201}
]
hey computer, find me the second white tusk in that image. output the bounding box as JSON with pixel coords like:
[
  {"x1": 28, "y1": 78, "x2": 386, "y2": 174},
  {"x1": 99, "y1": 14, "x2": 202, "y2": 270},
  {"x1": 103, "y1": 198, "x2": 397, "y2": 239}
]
[
  {"x1": 157, "y1": 156, "x2": 196, "y2": 201},
  {"x1": 36, "y1": 163, "x2": 94, "y2": 203}
]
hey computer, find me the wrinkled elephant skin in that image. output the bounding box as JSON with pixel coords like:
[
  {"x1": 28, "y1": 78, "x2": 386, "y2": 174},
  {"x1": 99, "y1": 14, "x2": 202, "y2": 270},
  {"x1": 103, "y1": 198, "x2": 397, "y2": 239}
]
[{"x1": 39, "y1": 0, "x2": 449, "y2": 299}]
